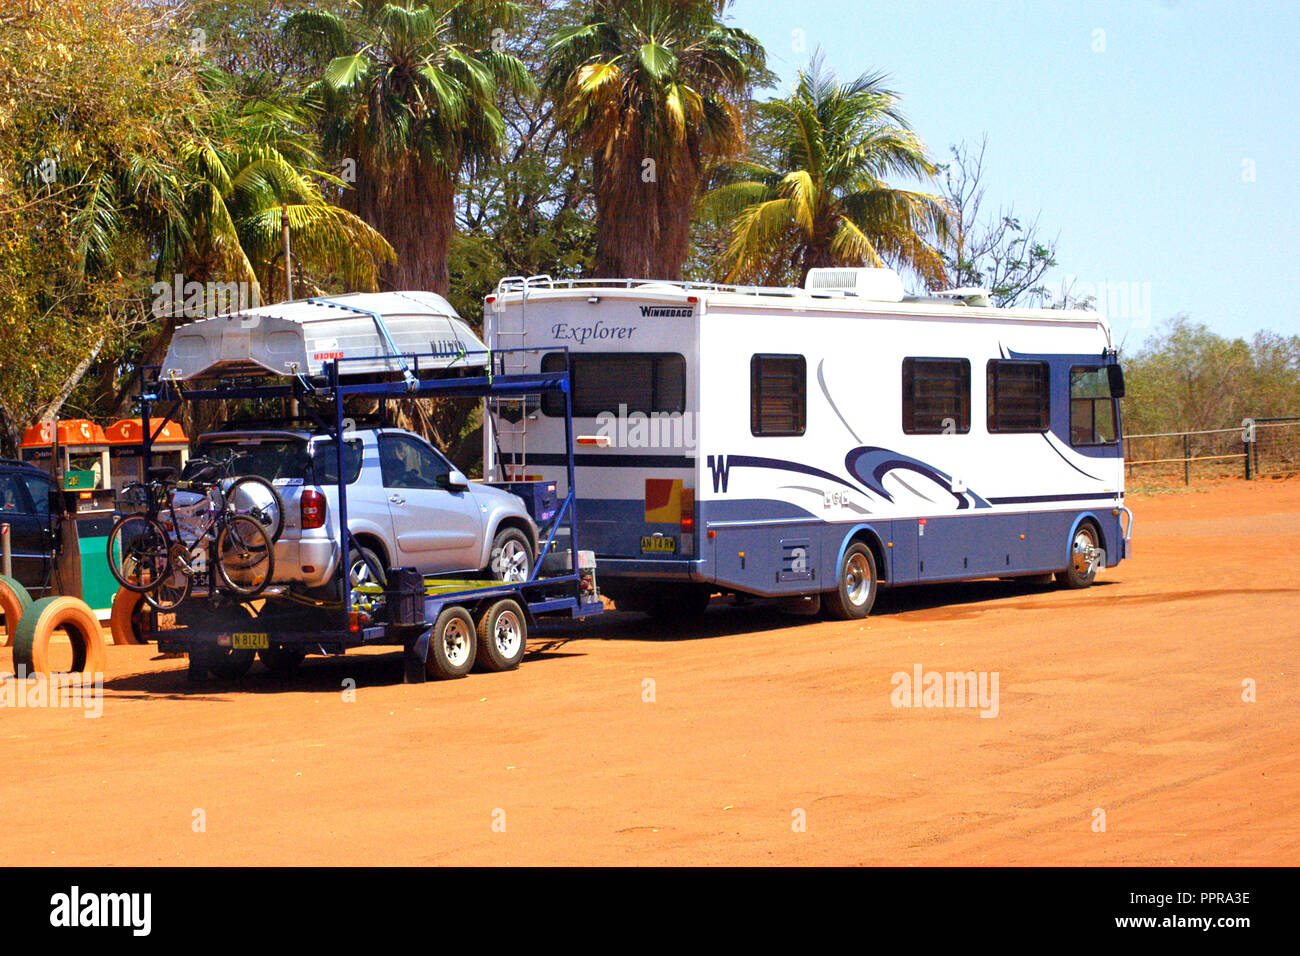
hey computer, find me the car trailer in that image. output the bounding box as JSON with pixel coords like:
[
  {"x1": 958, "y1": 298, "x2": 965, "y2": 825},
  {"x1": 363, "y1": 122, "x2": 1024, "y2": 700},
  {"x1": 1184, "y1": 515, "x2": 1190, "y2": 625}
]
[{"x1": 130, "y1": 339, "x2": 601, "y2": 684}]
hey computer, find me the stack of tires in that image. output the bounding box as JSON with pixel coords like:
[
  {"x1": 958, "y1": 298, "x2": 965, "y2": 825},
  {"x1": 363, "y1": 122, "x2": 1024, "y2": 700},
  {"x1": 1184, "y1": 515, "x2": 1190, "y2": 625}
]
[{"x1": 0, "y1": 576, "x2": 105, "y2": 677}]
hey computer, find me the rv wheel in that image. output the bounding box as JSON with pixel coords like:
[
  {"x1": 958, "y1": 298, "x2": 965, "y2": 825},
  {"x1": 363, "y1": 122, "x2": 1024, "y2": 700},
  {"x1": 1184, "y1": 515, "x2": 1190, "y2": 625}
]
[
  {"x1": 1056, "y1": 522, "x2": 1102, "y2": 589},
  {"x1": 824, "y1": 543, "x2": 877, "y2": 620}
]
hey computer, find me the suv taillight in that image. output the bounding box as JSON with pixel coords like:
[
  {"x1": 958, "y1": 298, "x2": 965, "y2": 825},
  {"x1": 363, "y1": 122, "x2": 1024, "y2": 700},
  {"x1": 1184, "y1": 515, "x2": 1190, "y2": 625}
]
[{"x1": 301, "y1": 489, "x2": 326, "y2": 529}]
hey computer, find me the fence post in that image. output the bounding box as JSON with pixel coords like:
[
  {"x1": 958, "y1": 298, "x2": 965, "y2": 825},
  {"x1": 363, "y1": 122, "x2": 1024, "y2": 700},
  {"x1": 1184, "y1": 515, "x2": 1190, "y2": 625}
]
[
  {"x1": 1183, "y1": 434, "x2": 1191, "y2": 485},
  {"x1": 1243, "y1": 417, "x2": 1256, "y2": 481}
]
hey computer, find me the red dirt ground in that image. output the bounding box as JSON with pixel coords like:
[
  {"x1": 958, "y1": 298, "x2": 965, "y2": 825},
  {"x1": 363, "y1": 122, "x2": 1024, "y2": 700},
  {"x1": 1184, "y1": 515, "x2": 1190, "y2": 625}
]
[{"x1": 2, "y1": 478, "x2": 1297, "y2": 865}]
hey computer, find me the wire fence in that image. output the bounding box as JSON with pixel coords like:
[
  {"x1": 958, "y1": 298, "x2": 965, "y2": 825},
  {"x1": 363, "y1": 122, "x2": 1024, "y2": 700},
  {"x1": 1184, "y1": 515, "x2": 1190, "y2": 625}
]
[{"x1": 1124, "y1": 418, "x2": 1300, "y2": 485}]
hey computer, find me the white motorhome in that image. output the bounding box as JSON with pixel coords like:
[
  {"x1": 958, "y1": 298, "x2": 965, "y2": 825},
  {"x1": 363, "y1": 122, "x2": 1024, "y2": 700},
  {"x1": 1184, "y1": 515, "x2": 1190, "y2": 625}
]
[{"x1": 483, "y1": 269, "x2": 1132, "y2": 621}]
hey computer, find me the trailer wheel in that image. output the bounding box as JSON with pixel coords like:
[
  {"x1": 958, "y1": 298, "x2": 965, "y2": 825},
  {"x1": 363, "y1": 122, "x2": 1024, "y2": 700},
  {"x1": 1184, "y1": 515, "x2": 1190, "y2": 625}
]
[
  {"x1": 188, "y1": 605, "x2": 257, "y2": 681},
  {"x1": 427, "y1": 606, "x2": 476, "y2": 679},
  {"x1": 1056, "y1": 521, "x2": 1102, "y2": 589},
  {"x1": 192, "y1": 644, "x2": 255, "y2": 681},
  {"x1": 474, "y1": 599, "x2": 527, "y2": 672},
  {"x1": 824, "y1": 542, "x2": 877, "y2": 620},
  {"x1": 110, "y1": 588, "x2": 147, "y2": 645},
  {"x1": 259, "y1": 644, "x2": 305, "y2": 676},
  {"x1": 11, "y1": 596, "x2": 106, "y2": 676},
  {"x1": 0, "y1": 574, "x2": 33, "y2": 648}
]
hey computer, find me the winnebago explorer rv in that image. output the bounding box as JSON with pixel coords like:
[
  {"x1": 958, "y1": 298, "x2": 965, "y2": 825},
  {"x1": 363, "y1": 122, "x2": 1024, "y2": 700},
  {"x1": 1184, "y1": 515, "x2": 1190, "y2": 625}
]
[{"x1": 484, "y1": 270, "x2": 1132, "y2": 621}]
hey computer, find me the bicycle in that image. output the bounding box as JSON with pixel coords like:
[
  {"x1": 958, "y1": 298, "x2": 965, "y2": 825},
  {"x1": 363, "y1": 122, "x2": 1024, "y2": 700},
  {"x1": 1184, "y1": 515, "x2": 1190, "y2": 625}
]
[{"x1": 107, "y1": 457, "x2": 284, "y2": 609}]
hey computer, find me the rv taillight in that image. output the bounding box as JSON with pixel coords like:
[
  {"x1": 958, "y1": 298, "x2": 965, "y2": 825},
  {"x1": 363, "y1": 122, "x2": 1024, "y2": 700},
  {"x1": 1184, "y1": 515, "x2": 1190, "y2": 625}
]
[
  {"x1": 485, "y1": 294, "x2": 496, "y2": 303},
  {"x1": 301, "y1": 489, "x2": 326, "y2": 529},
  {"x1": 680, "y1": 486, "x2": 695, "y2": 535}
]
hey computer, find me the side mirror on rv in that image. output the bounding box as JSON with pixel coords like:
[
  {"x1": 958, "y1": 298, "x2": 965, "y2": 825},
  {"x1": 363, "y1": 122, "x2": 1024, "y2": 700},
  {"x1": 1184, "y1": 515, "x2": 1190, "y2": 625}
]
[{"x1": 1107, "y1": 363, "x2": 1126, "y2": 398}]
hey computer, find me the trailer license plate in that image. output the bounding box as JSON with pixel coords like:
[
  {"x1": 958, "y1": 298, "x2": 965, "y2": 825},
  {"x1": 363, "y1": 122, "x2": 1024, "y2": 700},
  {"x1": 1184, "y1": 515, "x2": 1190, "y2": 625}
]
[
  {"x1": 232, "y1": 632, "x2": 269, "y2": 650},
  {"x1": 640, "y1": 536, "x2": 677, "y2": 554}
]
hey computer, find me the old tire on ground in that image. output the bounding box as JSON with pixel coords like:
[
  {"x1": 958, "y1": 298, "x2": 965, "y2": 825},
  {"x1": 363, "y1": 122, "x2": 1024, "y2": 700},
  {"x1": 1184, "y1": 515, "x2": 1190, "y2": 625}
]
[
  {"x1": 0, "y1": 574, "x2": 33, "y2": 648},
  {"x1": 474, "y1": 599, "x2": 527, "y2": 672},
  {"x1": 1056, "y1": 521, "x2": 1102, "y2": 590},
  {"x1": 110, "y1": 588, "x2": 147, "y2": 645},
  {"x1": 823, "y1": 542, "x2": 877, "y2": 620},
  {"x1": 259, "y1": 644, "x2": 305, "y2": 676},
  {"x1": 11, "y1": 596, "x2": 106, "y2": 676},
  {"x1": 427, "y1": 606, "x2": 476, "y2": 679}
]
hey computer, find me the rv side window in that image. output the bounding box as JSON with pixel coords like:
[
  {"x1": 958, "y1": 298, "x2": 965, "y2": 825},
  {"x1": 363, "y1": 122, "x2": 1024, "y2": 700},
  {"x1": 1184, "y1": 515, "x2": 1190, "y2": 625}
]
[
  {"x1": 750, "y1": 355, "x2": 806, "y2": 437},
  {"x1": 540, "y1": 352, "x2": 686, "y2": 417},
  {"x1": 986, "y1": 360, "x2": 1050, "y2": 433},
  {"x1": 1070, "y1": 366, "x2": 1119, "y2": 444},
  {"x1": 902, "y1": 358, "x2": 970, "y2": 434}
]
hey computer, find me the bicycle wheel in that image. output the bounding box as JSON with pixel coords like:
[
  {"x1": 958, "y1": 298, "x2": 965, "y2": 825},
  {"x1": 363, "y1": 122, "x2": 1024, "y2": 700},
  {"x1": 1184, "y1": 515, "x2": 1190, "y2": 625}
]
[
  {"x1": 214, "y1": 515, "x2": 275, "y2": 598},
  {"x1": 106, "y1": 514, "x2": 172, "y2": 593},
  {"x1": 224, "y1": 475, "x2": 285, "y2": 543},
  {"x1": 143, "y1": 565, "x2": 193, "y2": 611}
]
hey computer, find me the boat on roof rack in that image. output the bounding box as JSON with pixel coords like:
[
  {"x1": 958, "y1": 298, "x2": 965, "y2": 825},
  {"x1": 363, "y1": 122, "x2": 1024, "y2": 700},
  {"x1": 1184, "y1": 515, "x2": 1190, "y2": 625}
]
[{"x1": 161, "y1": 291, "x2": 489, "y2": 385}]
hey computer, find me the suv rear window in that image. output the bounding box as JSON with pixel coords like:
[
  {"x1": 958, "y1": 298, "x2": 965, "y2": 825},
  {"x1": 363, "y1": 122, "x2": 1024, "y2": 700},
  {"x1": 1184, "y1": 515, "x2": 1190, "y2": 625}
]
[{"x1": 196, "y1": 437, "x2": 362, "y2": 485}]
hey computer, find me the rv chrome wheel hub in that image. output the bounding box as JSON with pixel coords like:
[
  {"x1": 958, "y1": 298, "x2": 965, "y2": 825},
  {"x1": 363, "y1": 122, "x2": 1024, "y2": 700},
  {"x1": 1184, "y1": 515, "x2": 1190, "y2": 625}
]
[{"x1": 844, "y1": 553, "x2": 871, "y2": 605}]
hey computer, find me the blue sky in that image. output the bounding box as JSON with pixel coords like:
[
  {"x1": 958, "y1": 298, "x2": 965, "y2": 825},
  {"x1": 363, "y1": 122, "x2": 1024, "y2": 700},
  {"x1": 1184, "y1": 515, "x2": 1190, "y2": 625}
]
[{"x1": 728, "y1": 0, "x2": 1300, "y2": 347}]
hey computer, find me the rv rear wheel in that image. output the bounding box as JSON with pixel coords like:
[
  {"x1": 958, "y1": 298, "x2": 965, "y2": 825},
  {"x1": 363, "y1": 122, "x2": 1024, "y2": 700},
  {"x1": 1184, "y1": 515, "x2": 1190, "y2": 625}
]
[{"x1": 824, "y1": 543, "x2": 877, "y2": 620}]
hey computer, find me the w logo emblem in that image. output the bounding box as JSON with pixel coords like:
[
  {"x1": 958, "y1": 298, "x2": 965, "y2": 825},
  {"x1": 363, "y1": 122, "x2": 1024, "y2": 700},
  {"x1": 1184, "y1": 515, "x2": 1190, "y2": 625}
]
[{"x1": 706, "y1": 455, "x2": 732, "y2": 493}]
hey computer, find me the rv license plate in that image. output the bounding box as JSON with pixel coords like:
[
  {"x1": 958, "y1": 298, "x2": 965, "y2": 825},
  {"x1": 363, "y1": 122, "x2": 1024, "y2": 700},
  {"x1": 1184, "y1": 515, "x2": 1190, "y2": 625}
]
[
  {"x1": 232, "y1": 632, "x2": 270, "y2": 650},
  {"x1": 640, "y1": 536, "x2": 677, "y2": 554}
]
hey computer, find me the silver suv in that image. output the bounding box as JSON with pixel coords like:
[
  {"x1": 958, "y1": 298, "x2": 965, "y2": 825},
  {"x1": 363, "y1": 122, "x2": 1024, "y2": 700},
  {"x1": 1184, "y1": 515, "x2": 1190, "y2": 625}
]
[{"x1": 193, "y1": 427, "x2": 537, "y2": 589}]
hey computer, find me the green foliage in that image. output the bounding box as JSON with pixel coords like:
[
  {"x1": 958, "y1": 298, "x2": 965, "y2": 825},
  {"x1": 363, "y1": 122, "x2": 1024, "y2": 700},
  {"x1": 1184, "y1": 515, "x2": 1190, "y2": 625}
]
[
  {"x1": 1122, "y1": 317, "x2": 1300, "y2": 435},
  {"x1": 704, "y1": 56, "x2": 949, "y2": 286}
]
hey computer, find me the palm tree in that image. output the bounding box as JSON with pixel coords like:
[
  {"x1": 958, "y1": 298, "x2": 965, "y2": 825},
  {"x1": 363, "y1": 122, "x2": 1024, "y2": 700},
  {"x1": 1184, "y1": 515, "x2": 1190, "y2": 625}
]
[
  {"x1": 545, "y1": 0, "x2": 766, "y2": 279},
  {"x1": 707, "y1": 60, "x2": 950, "y2": 286},
  {"x1": 167, "y1": 82, "x2": 395, "y2": 302},
  {"x1": 285, "y1": 0, "x2": 531, "y2": 294}
]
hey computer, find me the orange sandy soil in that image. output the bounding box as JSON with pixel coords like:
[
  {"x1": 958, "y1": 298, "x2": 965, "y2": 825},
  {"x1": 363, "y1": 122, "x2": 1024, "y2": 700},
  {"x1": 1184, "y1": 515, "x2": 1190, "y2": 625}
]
[{"x1": 2, "y1": 478, "x2": 1297, "y2": 866}]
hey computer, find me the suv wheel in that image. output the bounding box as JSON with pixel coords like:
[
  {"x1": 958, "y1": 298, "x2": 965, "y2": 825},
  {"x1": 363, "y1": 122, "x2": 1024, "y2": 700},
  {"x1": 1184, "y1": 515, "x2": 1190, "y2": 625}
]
[{"x1": 488, "y1": 528, "x2": 533, "y2": 583}]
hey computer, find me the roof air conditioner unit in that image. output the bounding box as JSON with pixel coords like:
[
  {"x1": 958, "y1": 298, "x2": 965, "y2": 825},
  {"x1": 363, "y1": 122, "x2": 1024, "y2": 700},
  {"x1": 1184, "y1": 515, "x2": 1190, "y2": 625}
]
[{"x1": 804, "y1": 267, "x2": 905, "y2": 302}]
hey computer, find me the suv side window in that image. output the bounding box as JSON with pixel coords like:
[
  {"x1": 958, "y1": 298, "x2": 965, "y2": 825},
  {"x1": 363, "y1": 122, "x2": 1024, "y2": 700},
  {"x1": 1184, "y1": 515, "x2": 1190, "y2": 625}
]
[
  {"x1": 378, "y1": 435, "x2": 451, "y2": 490},
  {"x1": 20, "y1": 474, "x2": 50, "y2": 516}
]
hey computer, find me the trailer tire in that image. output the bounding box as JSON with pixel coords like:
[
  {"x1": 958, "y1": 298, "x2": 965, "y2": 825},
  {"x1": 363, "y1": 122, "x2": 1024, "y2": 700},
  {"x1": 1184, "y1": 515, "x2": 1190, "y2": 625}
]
[
  {"x1": 259, "y1": 644, "x2": 305, "y2": 676},
  {"x1": 189, "y1": 605, "x2": 257, "y2": 680},
  {"x1": 0, "y1": 574, "x2": 33, "y2": 648},
  {"x1": 11, "y1": 596, "x2": 106, "y2": 676},
  {"x1": 1056, "y1": 521, "x2": 1102, "y2": 590},
  {"x1": 110, "y1": 588, "x2": 147, "y2": 645},
  {"x1": 474, "y1": 599, "x2": 527, "y2": 672},
  {"x1": 427, "y1": 606, "x2": 476, "y2": 679},
  {"x1": 824, "y1": 542, "x2": 877, "y2": 620}
]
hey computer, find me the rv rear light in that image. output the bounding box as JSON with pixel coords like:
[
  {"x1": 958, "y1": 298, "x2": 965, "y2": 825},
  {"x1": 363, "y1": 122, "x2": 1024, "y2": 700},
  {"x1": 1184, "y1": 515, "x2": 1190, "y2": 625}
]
[
  {"x1": 707, "y1": 529, "x2": 716, "y2": 539},
  {"x1": 587, "y1": 296, "x2": 600, "y2": 303},
  {"x1": 680, "y1": 486, "x2": 695, "y2": 534},
  {"x1": 687, "y1": 295, "x2": 698, "y2": 303},
  {"x1": 576, "y1": 435, "x2": 612, "y2": 446},
  {"x1": 301, "y1": 489, "x2": 326, "y2": 529},
  {"x1": 485, "y1": 294, "x2": 496, "y2": 303}
]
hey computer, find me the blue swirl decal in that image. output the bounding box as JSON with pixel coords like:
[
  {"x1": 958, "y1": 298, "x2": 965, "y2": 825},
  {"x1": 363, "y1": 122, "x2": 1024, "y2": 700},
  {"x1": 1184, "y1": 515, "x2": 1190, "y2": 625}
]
[{"x1": 844, "y1": 446, "x2": 990, "y2": 510}]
